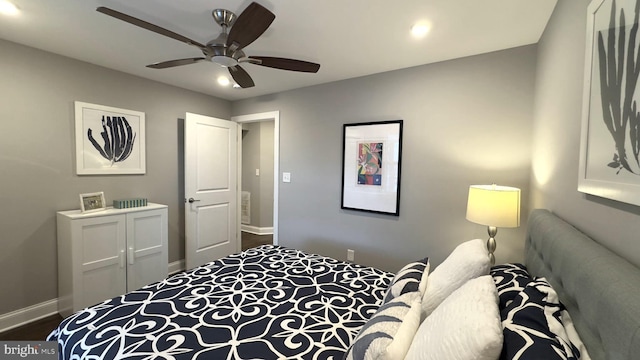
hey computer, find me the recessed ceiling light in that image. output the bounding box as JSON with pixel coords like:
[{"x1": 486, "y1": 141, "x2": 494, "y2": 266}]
[
  {"x1": 0, "y1": 1, "x2": 19, "y2": 16},
  {"x1": 217, "y1": 76, "x2": 230, "y2": 86},
  {"x1": 411, "y1": 23, "x2": 430, "y2": 38}
]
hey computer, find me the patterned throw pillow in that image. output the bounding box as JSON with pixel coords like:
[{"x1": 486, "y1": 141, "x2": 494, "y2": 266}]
[
  {"x1": 500, "y1": 278, "x2": 583, "y2": 360},
  {"x1": 383, "y1": 257, "x2": 429, "y2": 303},
  {"x1": 344, "y1": 291, "x2": 422, "y2": 360},
  {"x1": 490, "y1": 263, "x2": 533, "y2": 309}
]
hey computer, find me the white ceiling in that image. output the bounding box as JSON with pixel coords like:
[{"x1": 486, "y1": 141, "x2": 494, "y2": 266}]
[{"x1": 0, "y1": 0, "x2": 557, "y2": 101}]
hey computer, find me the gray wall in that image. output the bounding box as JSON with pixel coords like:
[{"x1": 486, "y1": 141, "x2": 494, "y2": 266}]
[
  {"x1": 232, "y1": 45, "x2": 537, "y2": 272},
  {"x1": 258, "y1": 121, "x2": 274, "y2": 228},
  {"x1": 531, "y1": 0, "x2": 640, "y2": 267},
  {"x1": 0, "y1": 39, "x2": 230, "y2": 315},
  {"x1": 242, "y1": 123, "x2": 261, "y2": 225},
  {"x1": 240, "y1": 121, "x2": 274, "y2": 229}
]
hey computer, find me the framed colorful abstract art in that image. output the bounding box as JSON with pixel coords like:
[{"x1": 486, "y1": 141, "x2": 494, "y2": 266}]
[{"x1": 341, "y1": 120, "x2": 403, "y2": 215}]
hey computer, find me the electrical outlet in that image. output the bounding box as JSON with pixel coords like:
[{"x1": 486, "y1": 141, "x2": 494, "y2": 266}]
[{"x1": 347, "y1": 249, "x2": 355, "y2": 262}]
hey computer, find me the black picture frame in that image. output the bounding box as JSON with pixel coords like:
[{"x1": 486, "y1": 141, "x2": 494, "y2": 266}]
[{"x1": 341, "y1": 120, "x2": 403, "y2": 216}]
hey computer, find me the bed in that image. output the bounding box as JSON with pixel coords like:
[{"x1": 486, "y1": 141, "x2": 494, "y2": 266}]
[
  {"x1": 47, "y1": 209, "x2": 640, "y2": 359},
  {"x1": 524, "y1": 209, "x2": 640, "y2": 360},
  {"x1": 47, "y1": 246, "x2": 395, "y2": 359}
]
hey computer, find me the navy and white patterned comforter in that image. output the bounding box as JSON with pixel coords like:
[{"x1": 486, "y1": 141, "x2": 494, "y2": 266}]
[{"x1": 47, "y1": 245, "x2": 393, "y2": 360}]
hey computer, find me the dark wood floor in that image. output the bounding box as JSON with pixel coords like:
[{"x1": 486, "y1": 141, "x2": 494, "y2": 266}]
[
  {"x1": 241, "y1": 231, "x2": 273, "y2": 250},
  {"x1": 0, "y1": 314, "x2": 62, "y2": 341},
  {"x1": 0, "y1": 232, "x2": 273, "y2": 340}
]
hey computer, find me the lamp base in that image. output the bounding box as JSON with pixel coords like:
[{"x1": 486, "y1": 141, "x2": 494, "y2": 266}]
[{"x1": 486, "y1": 226, "x2": 497, "y2": 265}]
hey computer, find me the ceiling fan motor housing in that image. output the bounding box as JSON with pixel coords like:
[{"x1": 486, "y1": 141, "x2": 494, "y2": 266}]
[{"x1": 205, "y1": 32, "x2": 244, "y2": 67}]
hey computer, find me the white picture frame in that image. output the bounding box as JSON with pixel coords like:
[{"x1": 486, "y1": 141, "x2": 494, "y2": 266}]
[
  {"x1": 578, "y1": 0, "x2": 640, "y2": 206},
  {"x1": 75, "y1": 101, "x2": 146, "y2": 175},
  {"x1": 80, "y1": 192, "x2": 106, "y2": 213}
]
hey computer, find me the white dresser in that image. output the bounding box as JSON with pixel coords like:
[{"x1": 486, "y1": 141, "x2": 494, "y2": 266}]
[{"x1": 56, "y1": 203, "x2": 168, "y2": 317}]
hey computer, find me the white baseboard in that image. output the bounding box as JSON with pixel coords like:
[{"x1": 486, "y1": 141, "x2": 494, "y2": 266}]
[
  {"x1": 0, "y1": 299, "x2": 58, "y2": 334},
  {"x1": 241, "y1": 225, "x2": 274, "y2": 235},
  {"x1": 0, "y1": 262, "x2": 187, "y2": 334},
  {"x1": 168, "y1": 260, "x2": 185, "y2": 275}
]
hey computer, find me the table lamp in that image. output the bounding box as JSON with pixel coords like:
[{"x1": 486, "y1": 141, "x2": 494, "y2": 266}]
[{"x1": 466, "y1": 184, "x2": 521, "y2": 265}]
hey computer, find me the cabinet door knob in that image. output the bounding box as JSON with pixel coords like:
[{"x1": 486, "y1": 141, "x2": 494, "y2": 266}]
[
  {"x1": 120, "y1": 250, "x2": 125, "y2": 268},
  {"x1": 128, "y1": 247, "x2": 135, "y2": 265},
  {"x1": 187, "y1": 198, "x2": 201, "y2": 203}
]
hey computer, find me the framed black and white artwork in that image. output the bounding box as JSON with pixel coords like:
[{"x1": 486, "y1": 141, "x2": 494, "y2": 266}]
[
  {"x1": 579, "y1": 0, "x2": 640, "y2": 206},
  {"x1": 75, "y1": 101, "x2": 146, "y2": 175},
  {"x1": 341, "y1": 120, "x2": 403, "y2": 216}
]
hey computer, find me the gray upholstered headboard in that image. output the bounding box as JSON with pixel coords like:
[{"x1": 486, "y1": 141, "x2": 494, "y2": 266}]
[{"x1": 525, "y1": 209, "x2": 640, "y2": 360}]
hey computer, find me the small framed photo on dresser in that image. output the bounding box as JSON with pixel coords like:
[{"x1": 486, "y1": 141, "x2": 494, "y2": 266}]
[{"x1": 80, "y1": 192, "x2": 106, "y2": 213}]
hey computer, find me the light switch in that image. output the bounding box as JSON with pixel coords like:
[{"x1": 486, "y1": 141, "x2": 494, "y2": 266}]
[
  {"x1": 255, "y1": 168, "x2": 260, "y2": 176},
  {"x1": 282, "y1": 172, "x2": 291, "y2": 183}
]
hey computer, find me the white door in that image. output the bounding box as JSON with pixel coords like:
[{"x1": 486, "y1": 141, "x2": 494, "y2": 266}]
[{"x1": 185, "y1": 112, "x2": 238, "y2": 270}]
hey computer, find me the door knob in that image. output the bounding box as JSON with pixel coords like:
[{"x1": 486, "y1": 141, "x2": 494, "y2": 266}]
[{"x1": 187, "y1": 197, "x2": 200, "y2": 203}]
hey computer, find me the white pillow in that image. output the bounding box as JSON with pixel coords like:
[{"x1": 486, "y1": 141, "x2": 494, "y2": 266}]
[
  {"x1": 405, "y1": 275, "x2": 503, "y2": 360},
  {"x1": 420, "y1": 238, "x2": 490, "y2": 319},
  {"x1": 344, "y1": 291, "x2": 422, "y2": 360}
]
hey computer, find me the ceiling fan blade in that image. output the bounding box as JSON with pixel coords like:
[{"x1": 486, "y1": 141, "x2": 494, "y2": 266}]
[
  {"x1": 226, "y1": 2, "x2": 275, "y2": 50},
  {"x1": 248, "y1": 56, "x2": 320, "y2": 73},
  {"x1": 228, "y1": 65, "x2": 255, "y2": 88},
  {"x1": 146, "y1": 57, "x2": 206, "y2": 69},
  {"x1": 96, "y1": 7, "x2": 206, "y2": 50}
]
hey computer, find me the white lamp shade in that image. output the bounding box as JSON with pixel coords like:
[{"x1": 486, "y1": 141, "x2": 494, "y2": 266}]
[{"x1": 466, "y1": 184, "x2": 521, "y2": 228}]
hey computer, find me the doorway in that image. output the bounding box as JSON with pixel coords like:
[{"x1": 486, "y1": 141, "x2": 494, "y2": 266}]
[{"x1": 232, "y1": 111, "x2": 279, "y2": 249}]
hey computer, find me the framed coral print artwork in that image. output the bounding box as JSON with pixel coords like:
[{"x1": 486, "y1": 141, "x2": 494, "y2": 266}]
[
  {"x1": 579, "y1": 0, "x2": 640, "y2": 206},
  {"x1": 341, "y1": 120, "x2": 403, "y2": 216},
  {"x1": 74, "y1": 101, "x2": 146, "y2": 175}
]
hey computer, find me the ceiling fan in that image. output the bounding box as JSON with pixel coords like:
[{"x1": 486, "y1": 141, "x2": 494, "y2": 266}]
[{"x1": 96, "y1": 2, "x2": 320, "y2": 88}]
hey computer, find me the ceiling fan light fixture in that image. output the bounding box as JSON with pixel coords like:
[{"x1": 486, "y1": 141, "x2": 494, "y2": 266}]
[{"x1": 212, "y1": 55, "x2": 238, "y2": 67}]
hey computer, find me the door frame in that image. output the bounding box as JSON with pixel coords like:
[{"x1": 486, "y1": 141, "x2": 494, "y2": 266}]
[{"x1": 232, "y1": 111, "x2": 279, "y2": 247}]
